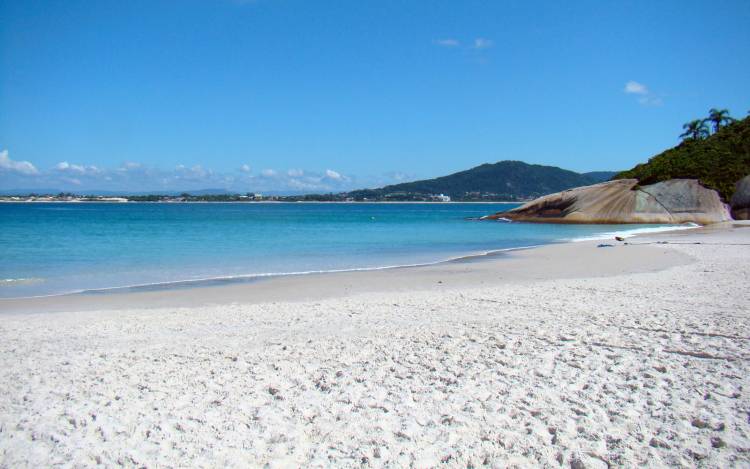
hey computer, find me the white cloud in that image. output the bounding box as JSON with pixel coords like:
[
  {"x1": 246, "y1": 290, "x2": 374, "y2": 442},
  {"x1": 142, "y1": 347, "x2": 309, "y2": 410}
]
[
  {"x1": 624, "y1": 80, "x2": 663, "y2": 106},
  {"x1": 55, "y1": 161, "x2": 100, "y2": 175},
  {"x1": 0, "y1": 156, "x2": 386, "y2": 194},
  {"x1": 624, "y1": 81, "x2": 648, "y2": 95},
  {"x1": 434, "y1": 39, "x2": 460, "y2": 47},
  {"x1": 118, "y1": 162, "x2": 143, "y2": 172},
  {"x1": 240, "y1": 164, "x2": 251, "y2": 173},
  {"x1": 191, "y1": 165, "x2": 209, "y2": 177},
  {"x1": 0, "y1": 150, "x2": 39, "y2": 175},
  {"x1": 175, "y1": 164, "x2": 211, "y2": 180},
  {"x1": 472, "y1": 38, "x2": 493, "y2": 49},
  {"x1": 325, "y1": 169, "x2": 343, "y2": 180}
]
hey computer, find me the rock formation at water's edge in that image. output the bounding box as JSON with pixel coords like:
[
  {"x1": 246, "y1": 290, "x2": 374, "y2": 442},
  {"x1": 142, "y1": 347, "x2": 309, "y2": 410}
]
[{"x1": 484, "y1": 179, "x2": 731, "y2": 224}]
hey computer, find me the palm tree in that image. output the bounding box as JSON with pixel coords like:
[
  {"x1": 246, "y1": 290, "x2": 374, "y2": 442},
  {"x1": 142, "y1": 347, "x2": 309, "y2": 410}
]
[
  {"x1": 705, "y1": 108, "x2": 735, "y2": 133},
  {"x1": 680, "y1": 119, "x2": 709, "y2": 141}
]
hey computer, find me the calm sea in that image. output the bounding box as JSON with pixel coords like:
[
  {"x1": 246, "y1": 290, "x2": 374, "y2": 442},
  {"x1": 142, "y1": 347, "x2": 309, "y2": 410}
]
[{"x1": 0, "y1": 202, "x2": 689, "y2": 298}]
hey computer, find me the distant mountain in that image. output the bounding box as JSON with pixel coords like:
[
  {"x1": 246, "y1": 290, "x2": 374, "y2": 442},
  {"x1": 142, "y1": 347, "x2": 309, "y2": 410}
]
[
  {"x1": 615, "y1": 116, "x2": 750, "y2": 201},
  {"x1": 581, "y1": 171, "x2": 619, "y2": 183},
  {"x1": 347, "y1": 161, "x2": 616, "y2": 201}
]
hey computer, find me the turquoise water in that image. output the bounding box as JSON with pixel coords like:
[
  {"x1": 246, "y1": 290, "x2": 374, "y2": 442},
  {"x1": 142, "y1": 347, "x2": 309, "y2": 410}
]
[{"x1": 0, "y1": 202, "x2": 687, "y2": 298}]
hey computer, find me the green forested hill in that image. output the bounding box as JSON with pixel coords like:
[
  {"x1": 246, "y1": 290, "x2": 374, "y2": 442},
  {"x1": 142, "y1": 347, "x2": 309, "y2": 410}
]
[
  {"x1": 582, "y1": 171, "x2": 619, "y2": 182},
  {"x1": 347, "y1": 161, "x2": 613, "y2": 201},
  {"x1": 615, "y1": 117, "x2": 750, "y2": 200}
]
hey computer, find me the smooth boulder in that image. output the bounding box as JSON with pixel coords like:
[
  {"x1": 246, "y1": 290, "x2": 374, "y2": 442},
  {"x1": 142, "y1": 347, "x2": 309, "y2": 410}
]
[
  {"x1": 730, "y1": 175, "x2": 750, "y2": 220},
  {"x1": 486, "y1": 178, "x2": 731, "y2": 224}
]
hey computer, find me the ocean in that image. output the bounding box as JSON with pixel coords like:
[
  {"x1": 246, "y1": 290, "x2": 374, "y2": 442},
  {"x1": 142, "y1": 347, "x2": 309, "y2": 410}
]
[{"x1": 0, "y1": 202, "x2": 692, "y2": 298}]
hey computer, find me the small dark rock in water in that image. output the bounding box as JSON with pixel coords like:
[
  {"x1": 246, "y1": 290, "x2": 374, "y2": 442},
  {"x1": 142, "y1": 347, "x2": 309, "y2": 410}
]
[
  {"x1": 711, "y1": 437, "x2": 726, "y2": 448},
  {"x1": 615, "y1": 236, "x2": 625, "y2": 241}
]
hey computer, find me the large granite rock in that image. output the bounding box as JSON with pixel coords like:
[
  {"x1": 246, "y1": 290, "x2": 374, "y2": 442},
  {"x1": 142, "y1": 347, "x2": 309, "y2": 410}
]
[
  {"x1": 485, "y1": 178, "x2": 731, "y2": 224},
  {"x1": 731, "y1": 175, "x2": 750, "y2": 220}
]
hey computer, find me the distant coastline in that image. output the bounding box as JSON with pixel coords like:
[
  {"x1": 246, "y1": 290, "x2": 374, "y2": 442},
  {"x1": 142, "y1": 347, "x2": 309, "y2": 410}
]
[
  {"x1": 0, "y1": 161, "x2": 617, "y2": 204},
  {"x1": 0, "y1": 197, "x2": 527, "y2": 204}
]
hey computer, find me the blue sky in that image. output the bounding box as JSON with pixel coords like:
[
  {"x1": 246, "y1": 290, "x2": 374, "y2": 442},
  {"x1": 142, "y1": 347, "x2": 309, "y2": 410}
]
[{"x1": 1, "y1": 0, "x2": 749, "y2": 193}]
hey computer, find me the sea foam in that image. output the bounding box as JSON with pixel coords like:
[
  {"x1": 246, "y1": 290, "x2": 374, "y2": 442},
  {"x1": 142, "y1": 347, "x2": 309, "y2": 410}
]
[{"x1": 567, "y1": 223, "x2": 700, "y2": 242}]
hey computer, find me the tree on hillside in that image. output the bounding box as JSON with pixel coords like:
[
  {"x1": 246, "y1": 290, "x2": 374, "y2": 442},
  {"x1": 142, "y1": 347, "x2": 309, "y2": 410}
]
[
  {"x1": 705, "y1": 108, "x2": 735, "y2": 133},
  {"x1": 680, "y1": 119, "x2": 709, "y2": 141}
]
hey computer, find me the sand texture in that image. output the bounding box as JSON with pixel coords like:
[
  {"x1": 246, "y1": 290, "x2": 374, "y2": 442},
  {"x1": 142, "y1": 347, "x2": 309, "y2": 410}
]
[{"x1": 1, "y1": 224, "x2": 749, "y2": 467}]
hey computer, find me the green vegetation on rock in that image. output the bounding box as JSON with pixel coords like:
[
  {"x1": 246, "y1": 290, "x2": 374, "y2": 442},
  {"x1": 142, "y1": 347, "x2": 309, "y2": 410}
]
[{"x1": 615, "y1": 114, "x2": 750, "y2": 201}]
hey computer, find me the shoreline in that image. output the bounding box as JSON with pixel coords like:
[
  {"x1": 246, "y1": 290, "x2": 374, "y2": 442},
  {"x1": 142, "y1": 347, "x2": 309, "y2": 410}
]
[
  {"x1": 0, "y1": 222, "x2": 701, "y2": 307},
  {"x1": 0, "y1": 244, "x2": 547, "y2": 302},
  {"x1": 0, "y1": 222, "x2": 710, "y2": 314}
]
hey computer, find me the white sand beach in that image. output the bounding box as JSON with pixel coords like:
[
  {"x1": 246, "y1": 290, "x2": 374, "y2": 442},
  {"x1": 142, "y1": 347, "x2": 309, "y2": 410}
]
[{"x1": 1, "y1": 223, "x2": 749, "y2": 467}]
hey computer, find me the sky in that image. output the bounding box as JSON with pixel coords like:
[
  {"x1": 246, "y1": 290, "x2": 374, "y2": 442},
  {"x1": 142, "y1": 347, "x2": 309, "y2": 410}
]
[{"x1": 1, "y1": 0, "x2": 749, "y2": 193}]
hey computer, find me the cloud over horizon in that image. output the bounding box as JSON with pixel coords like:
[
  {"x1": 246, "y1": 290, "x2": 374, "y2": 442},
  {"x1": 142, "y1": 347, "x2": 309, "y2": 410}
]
[
  {"x1": 0, "y1": 151, "x2": 412, "y2": 194},
  {"x1": 325, "y1": 169, "x2": 344, "y2": 181},
  {"x1": 0, "y1": 150, "x2": 39, "y2": 176}
]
